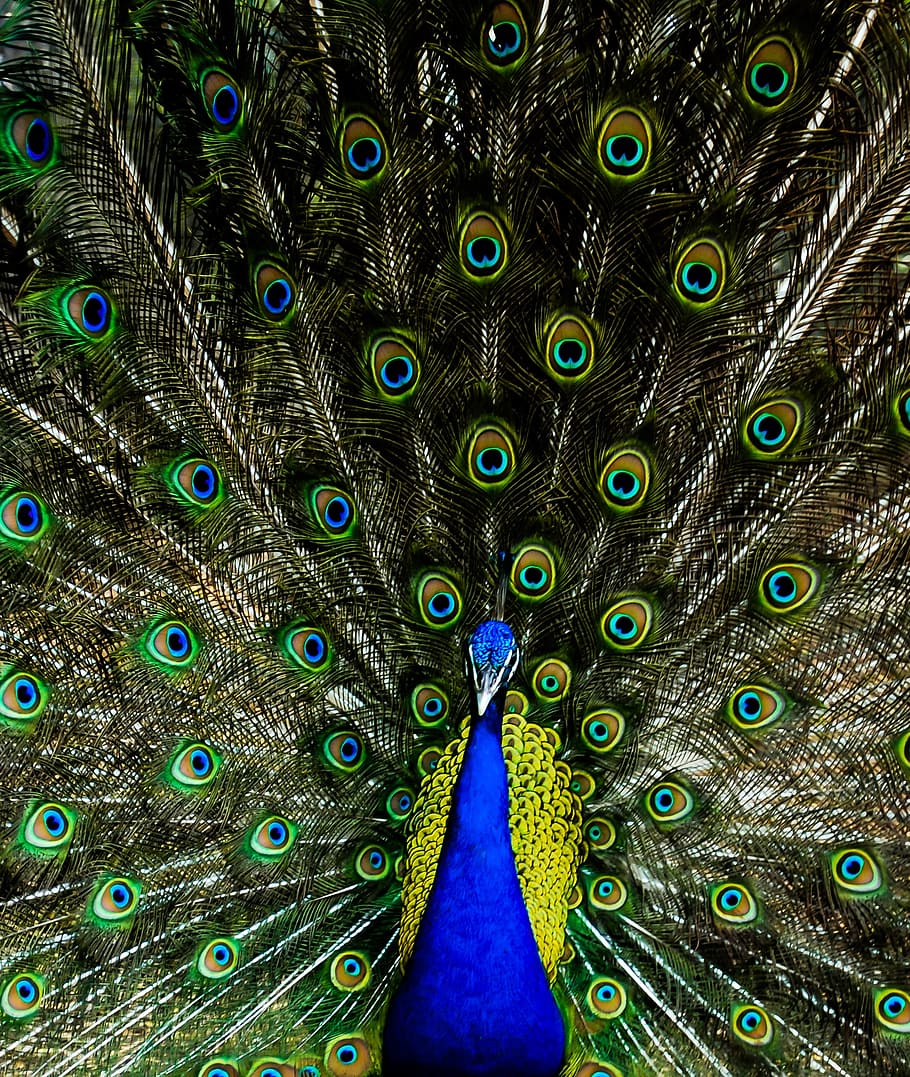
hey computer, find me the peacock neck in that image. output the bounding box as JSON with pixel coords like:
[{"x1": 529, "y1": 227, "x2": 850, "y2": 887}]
[{"x1": 382, "y1": 694, "x2": 566, "y2": 1077}]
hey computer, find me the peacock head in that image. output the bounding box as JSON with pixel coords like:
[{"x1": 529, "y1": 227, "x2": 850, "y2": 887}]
[{"x1": 466, "y1": 619, "x2": 519, "y2": 716}]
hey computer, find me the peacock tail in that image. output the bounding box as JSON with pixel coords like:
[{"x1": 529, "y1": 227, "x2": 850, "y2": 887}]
[{"x1": 2, "y1": 0, "x2": 910, "y2": 1073}]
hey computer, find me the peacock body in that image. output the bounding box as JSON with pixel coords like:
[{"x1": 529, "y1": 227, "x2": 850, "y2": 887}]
[{"x1": 2, "y1": 0, "x2": 910, "y2": 1074}]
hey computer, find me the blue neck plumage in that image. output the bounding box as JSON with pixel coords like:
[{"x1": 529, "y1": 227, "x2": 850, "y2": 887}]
[{"x1": 382, "y1": 689, "x2": 566, "y2": 1077}]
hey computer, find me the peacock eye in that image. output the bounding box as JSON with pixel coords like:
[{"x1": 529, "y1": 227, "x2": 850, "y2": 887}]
[
  {"x1": 510, "y1": 542, "x2": 556, "y2": 599},
  {"x1": 324, "y1": 730, "x2": 366, "y2": 772},
  {"x1": 743, "y1": 398, "x2": 802, "y2": 456},
  {"x1": 356, "y1": 843, "x2": 391, "y2": 880},
  {"x1": 196, "y1": 938, "x2": 240, "y2": 979},
  {"x1": 645, "y1": 780, "x2": 694, "y2": 823},
  {"x1": 326, "y1": 1037, "x2": 372, "y2": 1076},
  {"x1": 544, "y1": 314, "x2": 594, "y2": 380},
  {"x1": 732, "y1": 1004, "x2": 774, "y2": 1046},
  {"x1": 598, "y1": 108, "x2": 652, "y2": 179},
  {"x1": 386, "y1": 786, "x2": 415, "y2": 822},
  {"x1": 330, "y1": 950, "x2": 372, "y2": 991},
  {"x1": 711, "y1": 881, "x2": 758, "y2": 923},
  {"x1": 600, "y1": 448, "x2": 650, "y2": 512},
  {"x1": 370, "y1": 336, "x2": 419, "y2": 398},
  {"x1": 10, "y1": 111, "x2": 54, "y2": 167},
  {"x1": 411, "y1": 684, "x2": 450, "y2": 727},
  {"x1": 416, "y1": 571, "x2": 463, "y2": 629},
  {"x1": 588, "y1": 874, "x2": 627, "y2": 911},
  {"x1": 587, "y1": 977, "x2": 627, "y2": 1018},
  {"x1": 65, "y1": 287, "x2": 115, "y2": 338},
  {"x1": 460, "y1": 213, "x2": 507, "y2": 279},
  {"x1": 310, "y1": 485, "x2": 356, "y2": 537},
  {"x1": 248, "y1": 1063, "x2": 295, "y2": 1077},
  {"x1": 168, "y1": 742, "x2": 220, "y2": 789},
  {"x1": 282, "y1": 624, "x2": 332, "y2": 673},
  {"x1": 600, "y1": 597, "x2": 654, "y2": 650},
  {"x1": 255, "y1": 263, "x2": 296, "y2": 321},
  {"x1": 895, "y1": 389, "x2": 910, "y2": 434},
  {"x1": 468, "y1": 425, "x2": 515, "y2": 487},
  {"x1": 673, "y1": 240, "x2": 726, "y2": 306},
  {"x1": 744, "y1": 38, "x2": 797, "y2": 108},
  {"x1": 0, "y1": 490, "x2": 50, "y2": 543},
  {"x1": 90, "y1": 877, "x2": 141, "y2": 924},
  {"x1": 531, "y1": 658, "x2": 571, "y2": 702},
  {"x1": 758, "y1": 562, "x2": 820, "y2": 613},
  {"x1": 201, "y1": 70, "x2": 242, "y2": 131},
  {"x1": 482, "y1": 2, "x2": 528, "y2": 66},
  {"x1": 583, "y1": 816, "x2": 616, "y2": 851},
  {"x1": 0, "y1": 670, "x2": 49, "y2": 724},
  {"x1": 23, "y1": 801, "x2": 75, "y2": 852},
  {"x1": 726, "y1": 684, "x2": 787, "y2": 730},
  {"x1": 570, "y1": 769, "x2": 596, "y2": 800},
  {"x1": 170, "y1": 459, "x2": 223, "y2": 508},
  {"x1": 144, "y1": 619, "x2": 199, "y2": 669},
  {"x1": 830, "y1": 848, "x2": 883, "y2": 894},
  {"x1": 198, "y1": 1062, "x2": 241, "y2": 1077},
  {"x1": 581, "y1": 708, "x2": 625, "y2": 753},
  {"x1": 341, "y1": 115, "x2": 388, "y2": 181},
  {"x1": 1, "y1": 973, "x2": 44, "y2": 1019},
  {"x1": 248, "y1": 815, "x2": 296, "y2": 857},
  {"x1": 875, "y1": 989, "x2": 910, "y2": 1032}
]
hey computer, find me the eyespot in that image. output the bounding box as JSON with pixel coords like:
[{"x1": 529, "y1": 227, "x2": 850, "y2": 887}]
[
  {"x1": 830, "y1": 848, "x2": 883, "y2": 895},
  {"x1": 744, "y1": 38, "x2": 797, "y2": 108},
  {"x1": 757, "y1": 562, "x2": 820, "y2": 613},
  {"x1": 282, "y1": 625, "x2": 332, "y2": 673},
  {"x1": 645, "y1": 780, "x2": 694, "y2": 824},
  {"x1": 0, "y1": 490, "x2": 49, "y2": 543},
  {"x1": 587, "y1": 977, "x2": 627, "y2": 1018},
  {"x1": 325, "y1": 1036, "x2": 372, "y2": 1077},
  {"x1": 144, "y1": 619, "x2": 199, "y2": 669},
  {"x1": 588, "y1": 875, "x2": 627, "y2": 912},
  {"x1": 1, "y1": 973, "x2": 43, "y2": 1019},
  {"x1": 196, "y1": 938, "x2": 240, "y2": 979},
  {"x1": 732, "y1": 1004, "x2": 774, "y2": 1047},
  {"x1": 418, "y1": 745, "x2": 443, "y2": 777},
  {"x1": 201, "y1": 69, "x2": 242, "y2": 131},
  {"x1": 711, "y1": 882, "x2": 758, "y2": 924},
  {"x1": 256, "y1": 263, "x2": 296, "y2": 321},
  {"x1": 726, "y1": 684, "x2": 787, "y2": 731},
  {"x1": 0, "y1": 671, "x2": 49, "y2": 724},
  {"x1": 468, "y1": 424, "x2": 515, "y2": 487},
  {"x1": 600, "y1": 449, "x2": 650, "y2": 513},
  {"x1": 743, "y1": 398, "x2": 802, "y2": 457},
  {"x1": 300, "y1": 1066, "x2": 322, "y2": 1077},
  {"x1": 574, "y1": 1064, "x2": 623, "y2": 1077},
  {"x1": 22, "y1": 801, "x2": 75, "y2": 853},
  {"x1": 673, "y1": 240, "x2": 726, "y2": 306},
  {"x1": 416, "y1": 571, "x2": 463, "y2": 629},
  {"x1": 65, "y1": 287, "x2": 115, "y2": 338},
  {"x1": 875, "y1": 989, "x2": 910, "y2": 1032},
  {"x1": 581, "y1": 708, "x2": 625, "y2": 753},
  {"x1": 324, "y1": 730, "x2": 365, "y2": 773},
  {"x1": 311, "y1": 486, "x2": 356, "y2": 538},
  {"x1": 248, "y1": 815, "x2": 297, "y2": 858},
  {"x1": 894, "y1": 389, "x2": 910, "y2": 435},
  {"x1": 341, "y1": 115, "x2": 387, "y2": 181},
  {"x1": 598, "y1": 107, "x2": 652, "y2": 179},
  {"x1": 411, "y1": 684, "x2": 450, "y2": 727},
  {"x1": 330, "y1": 951, "x2": 371, "y2": 992},
  {"x1": 168, "y1": 742, "x2": 221, "y2": 789},
  {"x1": 600, "y1": 597, "x2": 653, "y2": 650},
  {"x1": 170, "y1": 459, "x2": 224, "y2": 508},
  {"x1": 197, "y1": 1060, "x2": 241, "y2": 1077},
  {"x1": 584, "y1": 816, "x2": 616, "y2": 851},
  {"x1": 505, "y1": 689, "x2": 528, "y2": 715},
  {"x1": 247, "y1": 1062, "x2": 295, "y2": 1077},
  {"x1": 9, "y1": 111, "x2": 54, "y2": 168},
  {"x1": 570, "y1": 770, "x2": 595, "y2": 801},
  {"x1": 355, "y1": 844, "x2": 391, "y2": 881},
  {"x1": 482, "y1": 3, "x2": 528, "y2": 67},
  {"x1": 90, "y1": 877, "x2": 141, "y2": 924},
  {"x1": 370, "y1": 336, "x2": 419, "y2": 398},
  {"x1": 544, "y1": 313, "x2": 594, "y2": 381},
  {"x1": 895, "y1": 730, "x2": 910, "y2": 777},
  {"x1": 510, "y1": 543, "x2": 556, "y2": 599},
  {"x1": 386, "y1": 786, "x2": 415, "y2": 823},
  {"x1": 460, "y1": 213, "x2": 507, "y2": 279},
  {"x1": 531, "y1": 658, "x2": 571, "y2": 702}
]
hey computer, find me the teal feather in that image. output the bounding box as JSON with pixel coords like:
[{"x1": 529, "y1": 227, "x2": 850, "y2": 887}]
[{"x1": 2, "y1": 1, "x2": 910, "y2": 1074}]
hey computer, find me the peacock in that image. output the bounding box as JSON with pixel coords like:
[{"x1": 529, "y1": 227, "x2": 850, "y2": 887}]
[{"x1": 2, "y1": 0, "x2": 910, "y2": 1073}]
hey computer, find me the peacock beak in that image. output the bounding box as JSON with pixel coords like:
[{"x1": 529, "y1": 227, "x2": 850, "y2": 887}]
[{"x1": 474, "y1": 665, "x2": 504, "y2": 717}]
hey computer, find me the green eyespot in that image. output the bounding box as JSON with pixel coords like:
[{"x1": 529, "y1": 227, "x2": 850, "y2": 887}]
[{"x1": 674, "y1": 240, "x2": 726, "y2": 306}]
